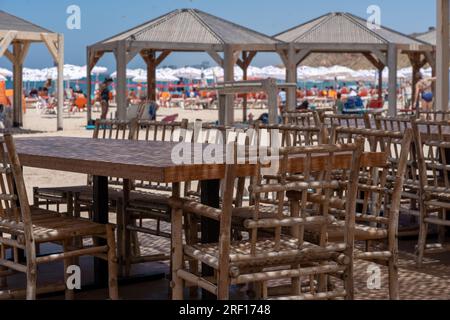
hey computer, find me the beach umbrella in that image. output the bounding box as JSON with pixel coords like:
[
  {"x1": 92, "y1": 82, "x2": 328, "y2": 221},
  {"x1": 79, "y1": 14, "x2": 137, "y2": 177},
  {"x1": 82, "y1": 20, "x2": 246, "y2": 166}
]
[
  {"x1": 261, "y1": 66, "x2": 286, "y2": 81},
  {"x1": 156, "y1": 70, "x2": 179, "y2": 82},
  {"x1": 0, "y1": 74, "x2": 6, "y2": 81},
  {"x1": 110, "y1": 69, "x2": 141, "y2": 79},
  {"x1": 0, "y1": 68, "x2": 12, "y2": 78},
  {"x1": 172, "y1": 67, "x2": 202, "y2": 80},
  {"x1": 91, "y1": 66, "x2": 108, "y2": 75}
]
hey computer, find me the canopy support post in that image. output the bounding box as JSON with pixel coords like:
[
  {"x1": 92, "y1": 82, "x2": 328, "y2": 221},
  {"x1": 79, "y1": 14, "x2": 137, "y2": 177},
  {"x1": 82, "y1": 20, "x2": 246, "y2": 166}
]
[
  {"x1": 115, "y1": 41, "x2": 128, "y2": 121},
  {"x1": 387, "y1": 44, "x2": 398, "y2": 116}
]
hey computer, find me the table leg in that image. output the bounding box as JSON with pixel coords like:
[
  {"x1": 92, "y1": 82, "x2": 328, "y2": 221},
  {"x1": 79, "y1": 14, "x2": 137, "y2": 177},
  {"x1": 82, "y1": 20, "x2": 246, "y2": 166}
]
[
  {"x1": 200, "y1": 179, "x2": 221, "y2": 300},
  {"x1": 93, "y1": 175, "x2": 109, "y2": 287}
]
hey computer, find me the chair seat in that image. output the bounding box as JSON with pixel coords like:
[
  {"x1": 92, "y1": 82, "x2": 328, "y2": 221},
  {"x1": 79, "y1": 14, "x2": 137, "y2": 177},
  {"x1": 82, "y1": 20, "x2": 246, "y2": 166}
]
[
  {"x1": 185, "y1": 235, "x2": 342, "y2": 270},
  {"x1": 30, "y1": 208, "x2": 109, "y2": 243},
  {"x1": 306, "y1": 220, "x2": 388, "y2": 241}
]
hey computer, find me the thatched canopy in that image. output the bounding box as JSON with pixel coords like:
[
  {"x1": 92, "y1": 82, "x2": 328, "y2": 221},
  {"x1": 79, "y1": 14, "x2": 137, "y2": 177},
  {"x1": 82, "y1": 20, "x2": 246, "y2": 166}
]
[
  {"x1": 87, "y1": 8, "x2": 282, "y2": 124},
  {"x1": 275, "y1": 12, "x2": 435, "y2": 115}
]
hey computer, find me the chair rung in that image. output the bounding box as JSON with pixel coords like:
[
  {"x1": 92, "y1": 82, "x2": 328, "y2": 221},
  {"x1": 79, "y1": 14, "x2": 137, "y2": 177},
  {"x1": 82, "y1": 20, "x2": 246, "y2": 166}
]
[
  {"x1": 270, "y1": 290, "x2": 347, "y2": 300},
  {"x1": 130, "y1": 254, "x2": 169, "y2": 263},
  {"x1": 36, "y1": 245, "x2": 109, "y2": 264},
  {"x1": 0, "y1": 283, "x2": 66, "y2": 300},
  {"x1": 0, "y1": 167, "x2": 12, "y2": 174},
  {"x1": 0, "y1": 237, "x2": 25, "y2": 250},
  {"x1": 234, "y1": 264, "x2": 347, "y2": 284},
  {"x1": 0, "y1": 259, "x2": 27, "y2": 273},
  {"x1": 424, "y1": 217, "x2": 450, "y2": 227},
  {"x1": 177, "y1": 269, "x2": 217, "y2": 295},
  {"x1": 356, "y1": 251, "x2": 392, "y2": 261},
  {"x1": 126, "y1": 225, "x2": 171, "y2": 238},
  {"x1": 0, "y1": 194, "x2": 17, "y2": 202}
]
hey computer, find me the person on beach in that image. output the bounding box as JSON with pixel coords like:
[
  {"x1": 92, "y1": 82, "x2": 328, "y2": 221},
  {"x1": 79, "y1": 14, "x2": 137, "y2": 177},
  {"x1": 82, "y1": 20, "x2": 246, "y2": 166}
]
[
  {"x1": 335, "y1": 93, "x2": 345, "y2": 114},
  {"x1": 100, "y1": 78, "x2": 113, "y2": 119},
  {"x1": 414, "y1": 73, "x2": 437, "y2": 112}
]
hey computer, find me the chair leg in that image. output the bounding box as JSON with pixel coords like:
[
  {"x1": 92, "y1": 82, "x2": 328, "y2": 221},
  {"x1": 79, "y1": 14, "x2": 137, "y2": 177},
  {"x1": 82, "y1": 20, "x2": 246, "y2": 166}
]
[
  {"x1": 343, "y1": 255, "x2": 354, "y2": 300},
  {"x1": 25, "y1": 264, "x2": 37, "y2": 300},
  {"x1": 63, "y1": 240, "x2": 75, "y2": 300},
  {"x1": 388, "y1": 256, "x2": 399, "y2": 300},
  {"x1": 416, "y1": 220, "x2": 428, "y2": 268},
  {"x1": 171, "y1": 208, "x2": 184, "y2": 300},
  {"x1": 66, "y1": 192, "x2": 74, "y2": 216},
  {"x1": 123, "y1": 213, "x2": 132, "y2": 277},
  {"x1": 0, "y1": 243, "x2": 7, "y2": 289},
  {"x1": 116, "y1": 199, "x2": 125, "y2": 278},
  {"x1": 32, "y1": 187, "x2": 39, "y2": 208},
  {"x1": 106, "y1": 225, "x2": 119, "y2": 300},
  {"x1": 74, "y1": 193, "x2": 81, "y2": 218},
  {"x1": 217, "y1": 272, "x2": 230, "y2": 300}
]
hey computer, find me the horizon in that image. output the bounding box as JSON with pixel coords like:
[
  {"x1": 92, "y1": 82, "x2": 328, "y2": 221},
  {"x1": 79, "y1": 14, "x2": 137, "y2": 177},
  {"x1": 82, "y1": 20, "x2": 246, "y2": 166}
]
[{"x1": 0, "y1": 0, "x2": 438, "y2": 71}]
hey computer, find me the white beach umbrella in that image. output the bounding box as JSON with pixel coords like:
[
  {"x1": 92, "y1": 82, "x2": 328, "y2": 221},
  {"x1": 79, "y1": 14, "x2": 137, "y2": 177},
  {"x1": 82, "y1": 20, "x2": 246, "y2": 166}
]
[
  {"x1": 172, "y1": 67, "x2": 202, "y2": 80},
  {"x1": 261, "y1": 66, "x2": 286, "y2": 81},
  {"x1": 132, "y1": 75, "x2": 147, "y2": 83},
  {"x1": 91, "y1": 66, "x2": 108, "y2": 75},
  {"x1": 0, "y1": 67, "x2": 12, "y2": 78},
  {"x1": 110, "y1": 69, "x2": 142, "y2": 79},
  {"x1": 156, "y1": 70, "x2": 179, "y2": 82},
  {"x1": 0, "y1": 74, "x2": 6, "y2": 81},
  {"x1": 41, "y1": 64, "x2": 84, "y2": 81}
]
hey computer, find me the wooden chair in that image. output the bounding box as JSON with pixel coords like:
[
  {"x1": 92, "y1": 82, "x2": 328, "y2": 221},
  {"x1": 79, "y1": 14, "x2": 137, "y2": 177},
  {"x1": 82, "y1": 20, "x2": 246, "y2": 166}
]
[
  {"x1": 121, "y1": 119, "x2": 189, "y2": 275},
  {"x1": 184, "y1": 122, "x2": 256, "y2": 202},
  {"x1": 33, "y1": 120, "x2": 134, "y2": 217},
  {"x1": 251, "y1": 123, "x2": 327, "y2": 209},
  {"x1": 374, "y1": 115, "x2": 421, "y2": 236},
  {"x1": 170, "y1": 141, "x2": 364, "y2": 300},
  {"x1": 312, "y1": 126, "x2": 413, "y2": 299},
  {"x1": 413, "y1": 120, "x2": 450, "y2": 267},
  {"x1": 0, "y1": 133, "x2": 118, "y2": 300}
]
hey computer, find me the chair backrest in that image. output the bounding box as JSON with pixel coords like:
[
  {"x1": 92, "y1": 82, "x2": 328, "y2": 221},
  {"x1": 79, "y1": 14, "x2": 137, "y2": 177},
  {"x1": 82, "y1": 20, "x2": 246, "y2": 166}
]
[
  {"x1": 184, "y1": 122, "x2": 256, "y2": 200},
  {"x1": 413, "y1": 120, "x2": 450, "y2": 195},
  {"x1": 132, "y1": 119, "x2": 189, "y2": 192},
  {"x1": 330, "y1": 127, "x2": 413, "y2": 234},
  {"x1": 255, "y1": 123, "x2": 327, "y2": 148},
  {"x1": 282, "y1": 111, "x2": 321, "y2": 127},
  {"x1": 131, "y1": 119, "x2": 188, "y2": 143},
  {"x1": 0, "y1": 134, "x2": 35, "y2": 256},
  {"x1": 323, "y1": 114, "x2": 371, "y2": 129},
  {"x1": 94, "y1": 119, "x2": 134, "y2": 140},
  {"x1": 92, "y1": 119, "x2": 135, "y2": 187},
  {"x1": 374, "y1": 115, "x2": 413, "y2": 132},
  {"x1": 218, "y1": 141, "x2": 364, "y2": 263}
]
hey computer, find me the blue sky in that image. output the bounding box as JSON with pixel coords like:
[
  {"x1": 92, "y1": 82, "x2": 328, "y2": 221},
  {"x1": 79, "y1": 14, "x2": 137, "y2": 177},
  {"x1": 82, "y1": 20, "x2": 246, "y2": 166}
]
[{"x1": 0, "y1": 0, "x2": 437, "y2": 71}]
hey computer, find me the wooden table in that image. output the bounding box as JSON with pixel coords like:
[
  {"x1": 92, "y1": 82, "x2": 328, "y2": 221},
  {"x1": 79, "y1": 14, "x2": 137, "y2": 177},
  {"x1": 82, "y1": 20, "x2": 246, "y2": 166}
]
[{"x1": 14, "y1": 137, "x2": 386, "y2": 294}]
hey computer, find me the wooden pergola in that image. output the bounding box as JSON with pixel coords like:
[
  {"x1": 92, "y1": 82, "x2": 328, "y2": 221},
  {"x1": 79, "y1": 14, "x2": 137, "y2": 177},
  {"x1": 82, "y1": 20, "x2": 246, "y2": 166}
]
[
  {"x1": 0, "y1": 10, "x2": 64, "y2": 130},
  {"x1": 275, "y1": 12, "x2": 435, "y2": 116},
  {"x1": 87, "y1": 8, "x2": 282, "y2": 125}
]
